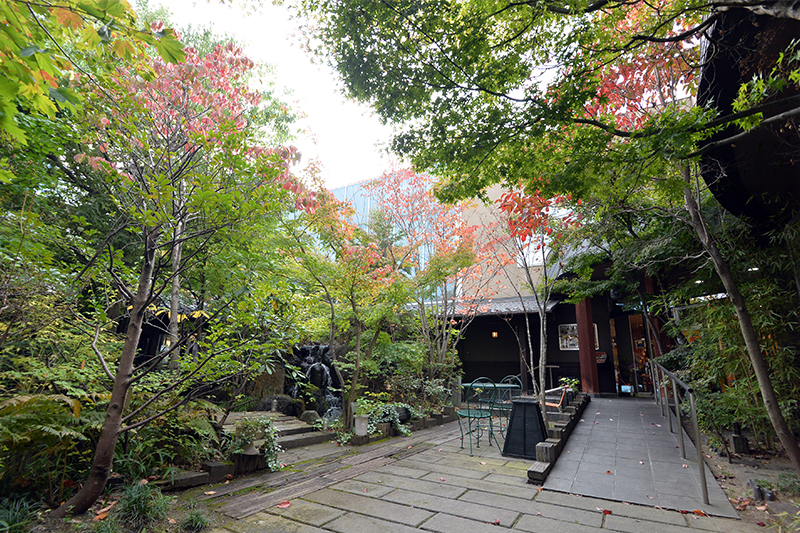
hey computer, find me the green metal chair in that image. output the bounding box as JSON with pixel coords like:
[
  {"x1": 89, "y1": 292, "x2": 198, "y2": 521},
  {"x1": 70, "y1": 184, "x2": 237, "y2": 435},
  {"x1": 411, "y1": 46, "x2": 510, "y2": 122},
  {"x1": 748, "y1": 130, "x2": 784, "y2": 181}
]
[
  {"x1": 494, "y1": 375, "x2": 523, "y2": 437},
  {"x1": 457, "y1": 377, "x2": 500, "y2": 456}
]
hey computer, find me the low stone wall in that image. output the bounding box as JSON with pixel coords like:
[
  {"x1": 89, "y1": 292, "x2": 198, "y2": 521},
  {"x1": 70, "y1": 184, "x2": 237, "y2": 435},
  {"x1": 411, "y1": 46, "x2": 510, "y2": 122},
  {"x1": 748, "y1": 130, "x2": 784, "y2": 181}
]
[{"x1": 527, "y1": 393, "x2": 591, "y2": 484}]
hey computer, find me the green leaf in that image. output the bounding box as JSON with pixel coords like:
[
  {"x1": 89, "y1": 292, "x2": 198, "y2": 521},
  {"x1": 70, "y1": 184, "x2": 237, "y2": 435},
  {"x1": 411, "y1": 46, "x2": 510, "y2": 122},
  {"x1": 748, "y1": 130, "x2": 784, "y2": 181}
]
[{"x1": 48, "y1": 87, "x2": 67, "y2": 103}]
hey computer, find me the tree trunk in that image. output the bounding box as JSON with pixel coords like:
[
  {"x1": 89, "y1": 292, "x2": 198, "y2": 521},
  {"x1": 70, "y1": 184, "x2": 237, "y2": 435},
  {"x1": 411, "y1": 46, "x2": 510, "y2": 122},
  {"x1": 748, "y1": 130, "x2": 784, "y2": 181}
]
[
  {"x1": 537, "y1": 304, "x2": 549, "y2": 427},
  {"x1": 169, "y1": 216, "x2": 185, "y2": 372},
  {"x1": 52, "y1": 228, "x2": 160, "y2": 518},
  {"x1": 683, "y1": 167, "x2": 800, "y2": 473}
]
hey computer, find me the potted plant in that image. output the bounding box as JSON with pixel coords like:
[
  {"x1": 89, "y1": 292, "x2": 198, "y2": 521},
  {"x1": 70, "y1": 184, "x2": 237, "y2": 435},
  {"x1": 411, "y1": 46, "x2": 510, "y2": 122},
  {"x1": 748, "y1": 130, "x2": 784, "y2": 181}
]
[{"x1": 230, "y1": 415, "x2": 283, "y2": 471}]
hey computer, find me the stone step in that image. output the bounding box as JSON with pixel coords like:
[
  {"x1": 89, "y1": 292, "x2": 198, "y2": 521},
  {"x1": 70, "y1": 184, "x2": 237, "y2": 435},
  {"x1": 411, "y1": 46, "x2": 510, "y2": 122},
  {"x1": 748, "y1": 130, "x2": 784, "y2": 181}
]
[{"x1": 278, "y1": 430, "x2": 332, "y2": 449}]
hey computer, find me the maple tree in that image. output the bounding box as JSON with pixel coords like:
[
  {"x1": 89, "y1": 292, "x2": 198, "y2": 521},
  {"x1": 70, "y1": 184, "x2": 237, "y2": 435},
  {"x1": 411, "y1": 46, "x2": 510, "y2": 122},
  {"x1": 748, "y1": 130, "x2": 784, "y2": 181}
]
[
  {"x1": 0, "y1": 1, "x2": 184, "y2": 147},
  {"x1": 49, "y1": 38, "x2": 311, "y2": 516},
  {"x1": 366, "y1": 169, "x2": 501, "y2": 378},
  {"x1": 494, "y1": 186, "x2": 580, "y2": 417}
]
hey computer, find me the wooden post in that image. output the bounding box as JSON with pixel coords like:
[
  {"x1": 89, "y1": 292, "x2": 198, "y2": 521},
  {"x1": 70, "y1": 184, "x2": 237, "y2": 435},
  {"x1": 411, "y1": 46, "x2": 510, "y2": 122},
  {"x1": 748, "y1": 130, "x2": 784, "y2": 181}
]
[{"x1": 576, "y1": 298, "x2": 600, "y2": 394}]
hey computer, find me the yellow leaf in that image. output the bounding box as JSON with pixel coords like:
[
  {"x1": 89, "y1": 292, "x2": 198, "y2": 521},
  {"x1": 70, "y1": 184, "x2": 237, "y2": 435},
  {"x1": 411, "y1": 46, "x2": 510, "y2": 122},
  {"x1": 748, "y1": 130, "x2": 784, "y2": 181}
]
[
  {"x1": 112, "y1": 39, "x2": 136, "y2": 59},
  {"x1": 53, "y1": 7, "x2": 84, "y2": 30}
]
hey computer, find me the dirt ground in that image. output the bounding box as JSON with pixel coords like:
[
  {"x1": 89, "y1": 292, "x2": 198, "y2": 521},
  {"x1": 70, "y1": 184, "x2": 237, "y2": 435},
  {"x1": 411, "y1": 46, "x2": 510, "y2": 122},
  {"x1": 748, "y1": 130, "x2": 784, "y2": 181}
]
[{"x1": 696, "y1": 429, "x2": 800, "y2": 531}]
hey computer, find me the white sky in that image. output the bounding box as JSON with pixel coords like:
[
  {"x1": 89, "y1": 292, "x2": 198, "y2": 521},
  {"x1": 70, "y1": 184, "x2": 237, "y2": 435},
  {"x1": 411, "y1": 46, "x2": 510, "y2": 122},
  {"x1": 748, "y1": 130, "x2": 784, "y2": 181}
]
[{"x1": 150, "y1": 0, "x2": 395, "y2": 190}]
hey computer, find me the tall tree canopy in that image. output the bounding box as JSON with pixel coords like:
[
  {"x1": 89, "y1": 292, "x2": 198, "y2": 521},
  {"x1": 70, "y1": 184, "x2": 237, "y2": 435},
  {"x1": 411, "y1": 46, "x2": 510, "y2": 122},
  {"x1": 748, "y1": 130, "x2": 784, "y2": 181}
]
[{"x1": 296, "y1": 0, "x2": 800, "y2": 472}]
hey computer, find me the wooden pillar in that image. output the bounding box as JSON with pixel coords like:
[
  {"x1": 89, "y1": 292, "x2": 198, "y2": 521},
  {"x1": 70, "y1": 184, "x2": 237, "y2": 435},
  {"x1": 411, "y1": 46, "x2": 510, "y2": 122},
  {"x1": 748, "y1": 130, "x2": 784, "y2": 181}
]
[{"x1": 576, "y1": 298, "x2": 600, "y2": 394}]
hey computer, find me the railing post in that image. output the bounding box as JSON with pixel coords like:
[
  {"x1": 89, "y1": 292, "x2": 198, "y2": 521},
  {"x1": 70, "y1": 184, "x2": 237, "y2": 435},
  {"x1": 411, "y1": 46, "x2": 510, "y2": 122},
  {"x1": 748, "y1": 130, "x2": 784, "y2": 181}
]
[
  {"x1": 672, "y1": 377, "x2": 686, "y2": 459},
  {"x1": 665, "y1": 374, "x2": 674, "y2": 433},
  {"x1": 689, "y1": 389, "x2": 709, "y2": 505}
]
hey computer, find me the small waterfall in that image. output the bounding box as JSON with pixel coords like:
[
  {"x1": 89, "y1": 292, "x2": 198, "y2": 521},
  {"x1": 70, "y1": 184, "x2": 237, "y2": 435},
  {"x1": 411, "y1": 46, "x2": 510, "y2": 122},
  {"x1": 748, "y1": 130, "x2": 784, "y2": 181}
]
[{"x1": 286, "y1": 344, "x2": 341, "y2": 419}]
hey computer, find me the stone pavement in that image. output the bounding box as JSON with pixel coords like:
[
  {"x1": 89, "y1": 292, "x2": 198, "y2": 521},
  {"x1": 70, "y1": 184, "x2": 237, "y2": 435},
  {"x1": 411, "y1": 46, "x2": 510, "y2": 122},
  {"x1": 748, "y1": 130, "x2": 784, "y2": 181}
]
[
  {"x1": 545, "y1": 397, "x2": 737, "y2": 518},
  {"x1": 196, "y1": 415, "x2": 765, "y2": 533}
]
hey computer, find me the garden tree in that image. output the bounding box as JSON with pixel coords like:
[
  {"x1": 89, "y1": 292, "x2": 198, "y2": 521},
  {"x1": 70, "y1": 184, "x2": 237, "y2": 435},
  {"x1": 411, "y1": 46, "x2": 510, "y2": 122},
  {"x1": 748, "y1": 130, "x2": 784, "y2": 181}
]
[
  {"x1": 366, "y1": 169, "x2": 500, "y2": 378},
  {"x1": 485, "y1": 187, "x2": 579, "y2": 414},
  {"x1": 0, "y1": 0, "x2": 184, "y2": 148},
  {"x1": 49, "y1": 40, "x2": 309, "y2": 516},
  {"x1": 281, "y1": 190, "x2": 406, "y2": 428},
  {"x1": 297, "y1": 0, "x2": 800, "y2": 472}
]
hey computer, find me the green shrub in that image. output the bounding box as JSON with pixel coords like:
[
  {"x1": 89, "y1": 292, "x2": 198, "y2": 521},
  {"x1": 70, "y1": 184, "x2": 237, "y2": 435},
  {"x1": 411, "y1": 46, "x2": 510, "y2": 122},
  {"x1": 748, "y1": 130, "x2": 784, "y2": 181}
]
[
  {"x1": 114, "y1": 482, "x2": 168, "y2": 533},
  {"x1": 230, "y1": 415, "x2": 283, "y2": 471},
  {"x1": 0, "y1": 497, "x2": 37, "y2": 533},
  {"x1": 180, "y1": 509, "x2": 210, "y2": 532},
  {"x1": 777, "y1": 472, "x2": 800, "y2": 496}
]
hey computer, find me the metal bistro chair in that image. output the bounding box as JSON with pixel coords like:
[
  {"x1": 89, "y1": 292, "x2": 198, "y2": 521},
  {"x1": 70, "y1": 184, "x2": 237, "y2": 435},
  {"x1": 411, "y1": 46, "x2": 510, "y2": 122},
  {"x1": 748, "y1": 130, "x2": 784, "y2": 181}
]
[
  {"x1": 457, "y1": 377, "x2": 500, "y2": 456},
  {"x1": 494, "y1": 375, "x2": 523, "y2": 437}
]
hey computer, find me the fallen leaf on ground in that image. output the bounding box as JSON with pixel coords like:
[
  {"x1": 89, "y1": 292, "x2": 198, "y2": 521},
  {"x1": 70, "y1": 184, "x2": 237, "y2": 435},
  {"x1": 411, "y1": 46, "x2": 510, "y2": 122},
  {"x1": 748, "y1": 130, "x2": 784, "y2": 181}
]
[
  {"x1": 756, "y1": 504, "x2": 768, "y2": 511},
  {"x1": 139, "y1": 479, "x2": 148, "y2": 485},
  {"x1": 204, "y1": 491, "x2": 216, "y2": 495},
  {"x1": 603, "y1": 510, "x2": 612, "y2": 515},
  {"x1": 440, "y1": 477, "x2": 446, "y2": 481},
  {"x1": 92, "y1": 513, "x2": 108, "y2": 522},
  {"x1": 605, "y1": 470, "x2": 612, "y2": 474},
  {"x1": 609, "y1": 418, "x2": 613, "y2": 421},
  {"x1": 639, "y1": 461, "x2": 644, "y2": 465},
  {"x1": 647, "y1": 496, "x2": 655, "y2": 500},
  {"x1": 167, "y1": 518, "x2": 177, "y2": 524},
  {"x1": 96, "y1": 501, "x2": 117, "y2": 514},
  {"x1": 408, "y1": 446, "x2": 412, "y2": 449},
  {"x1": 363, "y1": 489, "x2": 368, "y2": 493},
  {"x1": 480, "y1": 461, "x2": 486, "y2": 465},
  {"x1": 276, "y1": 501, "x2": 291, "y2": 509},
  {"x1": 693, "y1": 510, "x2": 707, "y2": 516},
  {"x1": 756, "y1": 521, "x2": 766, "y2": 526},
  {"x1": 682, "y1": 464, "x2": 689, "y2": 468}
]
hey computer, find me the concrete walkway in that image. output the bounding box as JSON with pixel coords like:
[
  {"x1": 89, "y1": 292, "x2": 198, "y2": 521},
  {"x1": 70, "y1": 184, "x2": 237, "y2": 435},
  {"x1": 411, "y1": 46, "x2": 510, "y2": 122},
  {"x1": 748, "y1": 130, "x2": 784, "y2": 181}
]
[
  {"x1": 198, "y1": 412, "x2": 764, "y2": 533},
  {"x1": 544, "y1": 397, "x2": 737, "y2": 518}
]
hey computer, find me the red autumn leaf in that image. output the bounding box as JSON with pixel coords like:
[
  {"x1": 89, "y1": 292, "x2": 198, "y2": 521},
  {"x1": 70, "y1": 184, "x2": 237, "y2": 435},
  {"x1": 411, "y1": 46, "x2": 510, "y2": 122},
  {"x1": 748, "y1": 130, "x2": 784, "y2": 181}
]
[
  {"x1": 92, "y1": 512, "x2": 109, "y2": 522},
  {"x1": 276, "y1": 500, "x2": 291, "y2": 508},
  {"x1": 602, "y1": 509, "x2": 612, "y2": 515},
  {"x1": 693, "y1": 510, "x2": 708, "y2": 516}
]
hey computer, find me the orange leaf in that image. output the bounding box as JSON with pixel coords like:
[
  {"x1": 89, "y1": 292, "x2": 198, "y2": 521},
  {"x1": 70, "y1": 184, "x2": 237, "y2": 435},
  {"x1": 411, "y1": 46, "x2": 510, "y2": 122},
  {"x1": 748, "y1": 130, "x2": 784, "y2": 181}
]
[
  {"x1": 276, "y1": 500, "x2": 291, "y2": 509},
  {"x1": 603, "y1": 510, "x2": 612, "y2": 515},
  {"x1": 605, "y1": 470, "x2": 613, "y2": 474},
  {"x1": 168, "y1": 518, "x2": 177, "y2": 524},
  {"x1": 53, "y1": 8, "x2": 84, "y2": 30},
  {"x1": 92, "y1": 512, "x2": 108, "y2": 522}
]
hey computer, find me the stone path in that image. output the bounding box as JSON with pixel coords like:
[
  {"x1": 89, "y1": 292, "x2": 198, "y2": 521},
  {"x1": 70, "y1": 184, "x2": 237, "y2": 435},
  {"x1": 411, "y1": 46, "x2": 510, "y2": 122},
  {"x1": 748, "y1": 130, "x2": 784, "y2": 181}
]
[
  {"x1": 544, "y1": 397, "x2": 737, "y2": 518},
  {"x1": 196, "y1": 415, "x2": 764, "y2": 533}
]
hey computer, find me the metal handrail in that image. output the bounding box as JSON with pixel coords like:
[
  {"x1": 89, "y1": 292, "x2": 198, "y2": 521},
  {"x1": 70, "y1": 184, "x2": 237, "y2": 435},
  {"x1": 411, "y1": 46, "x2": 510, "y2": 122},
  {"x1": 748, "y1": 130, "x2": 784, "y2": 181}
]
[{"x1": 648, "y1": 359, "x2": 709, "y2": 505}]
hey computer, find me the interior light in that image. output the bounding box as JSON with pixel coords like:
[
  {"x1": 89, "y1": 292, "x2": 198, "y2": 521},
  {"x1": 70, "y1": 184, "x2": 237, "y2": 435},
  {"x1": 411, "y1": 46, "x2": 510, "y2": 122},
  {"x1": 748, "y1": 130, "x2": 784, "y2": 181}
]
[{"x1": 491, "y1": 331, "x2": 498, "y2": 338}]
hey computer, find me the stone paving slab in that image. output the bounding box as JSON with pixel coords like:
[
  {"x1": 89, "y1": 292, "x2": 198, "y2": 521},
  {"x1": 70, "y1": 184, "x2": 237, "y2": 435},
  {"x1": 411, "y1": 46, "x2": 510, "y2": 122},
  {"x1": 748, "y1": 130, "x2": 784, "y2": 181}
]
[
  {"x1": 544, "y1": 397, "x2": 738, "y2": 519},
  {"x1": 355, "y1": 471, "x2": 468, "y2": 499},
  {"x1": 381, "y1": 487, "x2": 520, "y2": 525},
  {"x1": 513, "y1": 513, "x2": 599, "y2": 533},
  {"x1": 303, "y1": 488, "x2": 434, "y2": 527},
  {"x1": 327, "y1": 478, "x2": 396, "y2": 498},
  {"x1": 418, "y1": 512, "x2": 516, "y2": 533},
  {"x1": 417, "y1": 471, "x2": 540, "y2": 499},
  {"x1": 223, "y1": 512, "x2": 327, "y2": 533},
  {"x1": 264, "y1": 500, "x2": 346, "y2": 526},
  {"x1": 323, "y1": 512, "x2": 422, "y2": 533},
  {"x1": 458, "y1": 490, "x2": 602, "y2": 526}
]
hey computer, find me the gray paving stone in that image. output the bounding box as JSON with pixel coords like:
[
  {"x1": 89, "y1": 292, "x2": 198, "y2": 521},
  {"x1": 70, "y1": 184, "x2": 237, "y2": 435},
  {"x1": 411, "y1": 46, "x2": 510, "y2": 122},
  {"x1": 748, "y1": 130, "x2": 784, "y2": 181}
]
[
  {"x1": 264, "y1": 499, "x2": 345, "y2": 526},
  {"x1": 328, "y1": 478, "x2": 396, "y2": 498},
  {"x1": 513, "y1": 513, "x2": 599, "y2": 533},
  {"x1": 355, "y1": 471, "x2": 467, "y2": 499},
  {"x1": 323, "y1": 512, "x2": 422, "y2": 533},
  {"x1": 603, "y1": 514, "x2": 696, "y2": 533},
  {"x1": 420, "y1": 512, "x2": 516, "y2": 532},
  {"x1": 226, "y1": 512, "x2": 327, "y2": 533},
  {"x1": 434, "y1": 456, "x2": 524, "y2": 477},
  {"x1": 382, "y1": 487, "x2": 520, "y2": 525},
  {"x1": 303, "y1": 488, "x2": 433, "y2": 527},
  {"x1": 459, "y1": 491, "x2": 603, "y2": 527},
  {"x1": 374, "y1": 463, "x2": 430, "y2": 479},
  {"x1": 418, "y1": 471, "x2": 539, "y2": 499},
  {"x1": 398, "y1": 458, "x2": 489, "y2": 480},
  {"x1": 685, "y1": 514, "x2": 766, "y2": 532},
  {"x1": 482, "y1": 472, "x2": 530, "y2": 486},
  {"x1": 535, "y1": 491, "x2": 688, "y2": 526}
]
